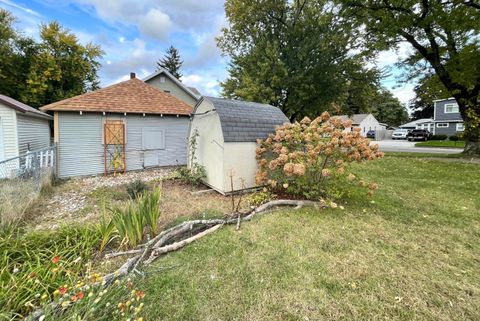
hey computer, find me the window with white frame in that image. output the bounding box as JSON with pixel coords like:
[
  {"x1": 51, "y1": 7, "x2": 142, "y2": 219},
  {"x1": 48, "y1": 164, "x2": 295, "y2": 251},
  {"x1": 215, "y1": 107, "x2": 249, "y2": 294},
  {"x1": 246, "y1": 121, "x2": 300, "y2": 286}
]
[
  {"x1": 159, "y1": 76, "x2": 166, "y2": 83},
  {"x1": 456, "y1": 123, "x2": 464, "y2": 131},
  {"x1": 444, "y1": 103, "x2": 459, "y2": 113},
  {"x1": 437, "y1": 123, "x2": 449, "y2": 128}
]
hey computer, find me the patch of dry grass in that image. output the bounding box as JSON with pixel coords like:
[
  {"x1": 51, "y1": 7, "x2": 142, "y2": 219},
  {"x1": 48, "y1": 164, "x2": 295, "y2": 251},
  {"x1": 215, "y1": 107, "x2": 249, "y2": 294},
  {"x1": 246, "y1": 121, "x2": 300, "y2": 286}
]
[{"x1": 0, "y1": 179, "x2": 40, "y2": 226}]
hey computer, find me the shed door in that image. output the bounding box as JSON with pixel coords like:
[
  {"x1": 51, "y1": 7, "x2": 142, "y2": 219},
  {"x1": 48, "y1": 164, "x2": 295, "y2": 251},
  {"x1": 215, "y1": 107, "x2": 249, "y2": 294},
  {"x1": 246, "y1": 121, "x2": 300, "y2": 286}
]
[{"x1": 0, "y1": 117, "x2": 5, "y2": 161}]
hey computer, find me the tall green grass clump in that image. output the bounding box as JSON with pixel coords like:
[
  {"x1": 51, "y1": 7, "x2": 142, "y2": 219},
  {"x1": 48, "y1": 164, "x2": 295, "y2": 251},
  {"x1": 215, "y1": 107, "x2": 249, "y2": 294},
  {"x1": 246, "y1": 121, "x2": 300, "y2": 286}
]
[
  {"x1": 106, "y1": 186, "x2": 162, "y2": 249},
  {"x1": 0, "y1": 225, "x2": 101, "y2": 319}
]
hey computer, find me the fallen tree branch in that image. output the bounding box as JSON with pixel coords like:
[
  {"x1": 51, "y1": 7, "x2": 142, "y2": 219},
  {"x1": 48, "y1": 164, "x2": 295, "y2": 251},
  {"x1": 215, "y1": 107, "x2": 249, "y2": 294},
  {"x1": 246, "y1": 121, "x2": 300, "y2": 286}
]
[
  {"x1": 144, "y1": 224, "x2": 223, "y2": 265},
  {"x1": 30, "y1": 199, "x2": 324, "y2": 320}
]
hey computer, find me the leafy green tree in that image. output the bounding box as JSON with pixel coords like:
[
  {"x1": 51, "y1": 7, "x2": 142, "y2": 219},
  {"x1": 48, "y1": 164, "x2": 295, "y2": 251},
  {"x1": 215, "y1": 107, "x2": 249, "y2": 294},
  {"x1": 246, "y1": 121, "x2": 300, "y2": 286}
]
[
  {"x1": 371, "y1": 89, "x2": 409, "y2": 127},
  {"x1": 0, "y1": 9, "x2": 23, "y2": 98},
  {"x1": 338, "y1": 0, "x2": 480, "y2": 154},
  {"x1": 21, "y1": 22, "x2": 103, "y2": 107},
  {"x1": 0, "y1": 10, "x2": 103, "y2": 107},
  {"x1": 156, "y1": 45, "x2": 183, "y2": 79},
  {"x1": 218, "y1": 0, "x2": 381, "y2": 121},
  {"x1": 410, "y1": 74, "x2": 448, "y2": 120}
]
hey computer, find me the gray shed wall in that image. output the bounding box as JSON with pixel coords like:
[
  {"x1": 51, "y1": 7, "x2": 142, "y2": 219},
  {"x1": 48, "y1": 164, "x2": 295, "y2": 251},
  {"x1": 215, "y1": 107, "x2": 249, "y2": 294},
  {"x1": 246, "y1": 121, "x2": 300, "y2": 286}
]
[
  {"x1": 57, "y1": 112, "x2": 188, "y2": 178},
  {"x1": 16, "y1": 114, "x2": 51, "y2": 155}
]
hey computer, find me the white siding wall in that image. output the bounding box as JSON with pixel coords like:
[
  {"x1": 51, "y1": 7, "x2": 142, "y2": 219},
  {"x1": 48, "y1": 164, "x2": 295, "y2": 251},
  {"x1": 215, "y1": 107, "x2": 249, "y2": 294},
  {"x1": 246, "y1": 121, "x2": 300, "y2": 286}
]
[
  {"x1": 57, "y1": 112, "x2": 189, "y2": 178},
  {"x1": 223, "y1": 142, "x2": 258, "y2": 192},
  {"x1": 359, "y1": 115, "x2": 381, "y2": 136},
  {"x1": 0, "y1": 103, "x2": 19, "y2": 160},
  {"x1": 189, "y1": 100, "x2": 225, "y2": 192},
  {"x1": 16, "y1": 113, "x2": 51, "y2": 155}
]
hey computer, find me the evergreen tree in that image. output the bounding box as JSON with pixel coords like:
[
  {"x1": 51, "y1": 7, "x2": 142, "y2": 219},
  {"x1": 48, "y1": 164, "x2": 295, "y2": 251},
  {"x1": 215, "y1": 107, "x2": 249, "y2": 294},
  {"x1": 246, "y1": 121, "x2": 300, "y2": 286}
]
[{"x1": 156, "y1": 45, "x2": 183, "y2": 79}]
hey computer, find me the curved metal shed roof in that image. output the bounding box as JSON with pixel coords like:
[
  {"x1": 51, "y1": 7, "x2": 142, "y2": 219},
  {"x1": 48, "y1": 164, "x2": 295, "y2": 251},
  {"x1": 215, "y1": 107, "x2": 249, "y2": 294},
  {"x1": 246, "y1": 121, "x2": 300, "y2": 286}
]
[{"x1": 203, "y1": 97, "x2": 289, "y2": 142}]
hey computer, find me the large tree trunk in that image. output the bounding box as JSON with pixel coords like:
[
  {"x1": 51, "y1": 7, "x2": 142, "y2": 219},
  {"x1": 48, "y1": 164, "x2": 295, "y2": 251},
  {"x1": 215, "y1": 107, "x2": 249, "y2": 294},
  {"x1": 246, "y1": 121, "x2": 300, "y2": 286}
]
[{"x1": 456, "y1": 95, "x2": 480, "y2": 156}]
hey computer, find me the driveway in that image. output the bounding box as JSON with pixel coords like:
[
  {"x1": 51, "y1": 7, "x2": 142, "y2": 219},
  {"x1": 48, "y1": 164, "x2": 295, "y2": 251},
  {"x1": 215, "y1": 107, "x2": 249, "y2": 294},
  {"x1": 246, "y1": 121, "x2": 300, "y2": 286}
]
[{"x1": 372, "y1": 140, "x2": 463, "y2": 154}]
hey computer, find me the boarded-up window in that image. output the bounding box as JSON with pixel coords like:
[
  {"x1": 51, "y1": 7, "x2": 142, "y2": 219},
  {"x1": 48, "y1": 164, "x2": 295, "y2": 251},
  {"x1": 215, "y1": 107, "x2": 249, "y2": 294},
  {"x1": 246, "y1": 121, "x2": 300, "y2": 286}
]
[
  {"x1": 104, "y1": 120, "x2": 125, "y2": 145},
  {"x1": 142, "y1": 128, "x2": 165, "y2": 150}
]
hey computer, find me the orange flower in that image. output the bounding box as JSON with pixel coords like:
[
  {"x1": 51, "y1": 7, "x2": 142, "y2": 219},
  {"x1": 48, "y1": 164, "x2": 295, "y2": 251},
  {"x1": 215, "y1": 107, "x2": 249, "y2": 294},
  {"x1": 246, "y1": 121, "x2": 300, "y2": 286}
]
[
  {"x1": 52, "y1": 256, "x2": 59, "y2": 264},
  {"x1": 71, "y1": 295, "x2": 78, "y2": 302},
  {"x1": 135, "y1": 290, "x2": 145, "y2": 299},
  {"x1": 77, "y1": 292, "x2": 84, "y2": 300},
  {"x1": 59, "y1": 287, "x2": 67, "y2": 295}
]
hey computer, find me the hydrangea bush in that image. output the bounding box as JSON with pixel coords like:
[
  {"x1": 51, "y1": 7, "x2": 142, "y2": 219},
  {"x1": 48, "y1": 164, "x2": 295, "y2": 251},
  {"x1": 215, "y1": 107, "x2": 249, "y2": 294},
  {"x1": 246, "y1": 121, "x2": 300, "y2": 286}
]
[{"x1": 255, "y1": 112, "x2": 384, "y2": 200}]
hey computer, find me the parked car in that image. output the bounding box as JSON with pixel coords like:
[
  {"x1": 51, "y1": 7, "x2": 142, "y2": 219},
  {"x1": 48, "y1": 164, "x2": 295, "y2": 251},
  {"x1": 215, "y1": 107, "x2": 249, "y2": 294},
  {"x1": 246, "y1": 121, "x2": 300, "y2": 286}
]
[
  {"x1": 392, "y1": 128, "x2": 409, "y2": 140},
  {"x1": 406, "y1": 129, "x2": 430, "y2": 141},
  {"x1": 366, "y1": 130, "x2": 375, "y2": 139}
]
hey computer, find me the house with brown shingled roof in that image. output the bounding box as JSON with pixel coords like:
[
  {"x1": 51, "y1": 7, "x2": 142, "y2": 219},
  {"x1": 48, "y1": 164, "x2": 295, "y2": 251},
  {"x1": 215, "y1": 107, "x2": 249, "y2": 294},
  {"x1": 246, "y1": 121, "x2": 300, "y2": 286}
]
[{"x1": 40, "y1": 74, "x2": 193, "y2": 178}]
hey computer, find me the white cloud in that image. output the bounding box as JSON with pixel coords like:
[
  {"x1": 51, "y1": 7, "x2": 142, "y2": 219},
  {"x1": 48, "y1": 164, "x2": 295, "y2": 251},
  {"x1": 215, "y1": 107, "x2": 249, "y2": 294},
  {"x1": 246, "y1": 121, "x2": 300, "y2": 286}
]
[
  {"x1": 0, "y1": 0, "x2": 41, "y2": 17},
  {"x1": 389, "y1": 84, "x2": 415, "y2": 105},
  {"x1": 138, "y1": 8, "x2": 172, "y2": 40}
]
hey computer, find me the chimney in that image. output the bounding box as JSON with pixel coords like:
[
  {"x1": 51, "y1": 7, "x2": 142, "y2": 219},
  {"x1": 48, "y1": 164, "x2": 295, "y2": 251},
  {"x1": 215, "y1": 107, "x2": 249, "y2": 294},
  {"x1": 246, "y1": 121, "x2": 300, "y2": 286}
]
[{"x1": 130, "y1": 72, "x2": 136, "y2": 79}]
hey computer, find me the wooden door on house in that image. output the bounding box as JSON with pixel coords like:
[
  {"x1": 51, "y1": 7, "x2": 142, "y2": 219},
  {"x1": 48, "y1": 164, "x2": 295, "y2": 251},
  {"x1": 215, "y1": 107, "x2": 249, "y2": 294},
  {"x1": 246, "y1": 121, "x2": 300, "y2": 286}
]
[{"x1": 104, "y1": 120, "x2": 126, "y2": 175}]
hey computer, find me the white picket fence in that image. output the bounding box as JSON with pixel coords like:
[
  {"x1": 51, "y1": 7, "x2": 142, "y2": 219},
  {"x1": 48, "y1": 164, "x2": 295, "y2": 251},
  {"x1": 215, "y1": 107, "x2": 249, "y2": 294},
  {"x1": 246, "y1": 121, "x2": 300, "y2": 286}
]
[{"x1": 0, "y1": 146, "x2": 56, "y2": 180}]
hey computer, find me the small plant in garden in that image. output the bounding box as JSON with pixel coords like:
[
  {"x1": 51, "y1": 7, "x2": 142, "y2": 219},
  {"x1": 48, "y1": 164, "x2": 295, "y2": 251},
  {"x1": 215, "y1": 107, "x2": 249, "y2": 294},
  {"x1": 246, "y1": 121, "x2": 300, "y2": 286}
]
[
  {"x1": 111, "y1": 203, "x2": 146, "y2": 249},
  {"x1": 255, "y1": 112, "x2": 384, "y2": 200},
  {"x1": 178, "y1": 129, "x2": 206, "y2": 186},
  {"x1": 126, "y1": 179, "x2": 149, "y2": 199},
  {"x1": 0, "y1": 225, "x2": 101, "y2": 318},
  {"x1": 41, "y1": 274, "x2": 146, "y2": 321},
  {"x1": 97, "y1": 206, "x2": 117, "y2": 253},
  {"x1": 247, "y1": 189, "x2": 277, "y2": 207},
  {"x1": 138, "y1": 185, "x2": 162, "y2": 236},
  {"x1": 110, "y1": 187, "x2": 162, "y2": 249}
]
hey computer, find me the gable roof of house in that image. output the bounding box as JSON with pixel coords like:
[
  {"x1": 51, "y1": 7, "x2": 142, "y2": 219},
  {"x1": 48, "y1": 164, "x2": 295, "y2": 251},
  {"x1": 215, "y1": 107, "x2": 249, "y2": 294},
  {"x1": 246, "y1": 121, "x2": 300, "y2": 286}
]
[
  {"x1": 335, "y1": 114, "x2": 371, "y2": 125},
  {"x1": 203, "y1": 97, "x2": 289, "y2": 143},
  {"x1": 399, "y1": 118, "x2": 433, "y2": 128},
  {"x1": 0, "y1": 95, "x2": 52, "y2": 120},
  {"x1": 39, "y1": 78, "x2": 192, "y2": 116},
  {"x1": 143, "y1": 67, "x2": 200, "y2": 100},
  {"x1": 188, "y1": 87, "x2": 201, "y2": 96}
]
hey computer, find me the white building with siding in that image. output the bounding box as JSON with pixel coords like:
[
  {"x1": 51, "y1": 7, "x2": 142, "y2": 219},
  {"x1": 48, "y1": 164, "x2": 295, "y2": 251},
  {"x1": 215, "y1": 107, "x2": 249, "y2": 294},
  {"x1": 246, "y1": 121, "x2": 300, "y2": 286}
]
[
  {"x1": 190, "y1": 97, "x2": 289, "y2": 194},
  {"x1": 0, "y1": 95, "x2": 52, "y2": 162},
  {"x1": 40, "y1": 74, "x2": 193, "y2": 178}
]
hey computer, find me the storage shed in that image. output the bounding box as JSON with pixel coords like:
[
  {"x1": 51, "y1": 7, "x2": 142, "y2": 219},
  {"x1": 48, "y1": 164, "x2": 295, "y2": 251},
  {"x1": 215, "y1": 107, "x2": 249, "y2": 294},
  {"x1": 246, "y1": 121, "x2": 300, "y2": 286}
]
[
  {"x1": 189, "y1": 97, "x2": 289, "y2": 194},
  {"x1": 40, "y1": 75, "x2": 192, "y2": 178},
  {"x1": 0, "y1": 95, "x2": 52, "y2": 162}
]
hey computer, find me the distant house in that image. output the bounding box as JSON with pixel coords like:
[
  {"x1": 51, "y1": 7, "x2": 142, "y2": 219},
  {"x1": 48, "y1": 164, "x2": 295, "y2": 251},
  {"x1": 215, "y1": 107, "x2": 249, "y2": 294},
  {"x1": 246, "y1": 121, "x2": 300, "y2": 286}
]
[
  {"x1": 399, "y1": 118, "x2": 434, "y2": 132},
  {"x1": 0, "y1": 95, "x2": 52, "y2": 162},
  {"x1": 40, "y1": 74, "x2": 192, "y2": 178},
  {"x1": 432, "y1": 98, "x2": 464, "y2": 135},
  {"x1": 338, "y1": 114, "x2": 384, "y2": 136},
  {"x1": 190, "y1": 97, "x2": 289, "y2": 194},
  {"x1": 143, "y1": 68, "x2": 200, "y2": 107}
]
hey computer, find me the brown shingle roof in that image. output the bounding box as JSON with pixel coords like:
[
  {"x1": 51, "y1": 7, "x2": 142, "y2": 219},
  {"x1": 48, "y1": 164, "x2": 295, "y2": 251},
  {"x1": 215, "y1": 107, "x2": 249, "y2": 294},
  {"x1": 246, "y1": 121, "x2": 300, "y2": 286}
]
[{"x1": 39, "y1": 78, "x2": 192, "y2": 115}]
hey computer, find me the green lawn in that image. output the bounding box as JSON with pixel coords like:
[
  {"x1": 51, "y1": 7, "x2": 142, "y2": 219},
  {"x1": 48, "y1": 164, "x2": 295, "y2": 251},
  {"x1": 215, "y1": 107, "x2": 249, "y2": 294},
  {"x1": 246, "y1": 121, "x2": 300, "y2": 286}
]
[
  {"x1": 133, "y1": 156, "x2": 480, "y2": 321},
  {"x1": 415, "y1": 140, "x2": 466, "y2": 148}
]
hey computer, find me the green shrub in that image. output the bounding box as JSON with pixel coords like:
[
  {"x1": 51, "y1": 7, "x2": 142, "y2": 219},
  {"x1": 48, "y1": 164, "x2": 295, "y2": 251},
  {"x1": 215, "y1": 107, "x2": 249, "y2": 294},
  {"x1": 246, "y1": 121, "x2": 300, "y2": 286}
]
[
  {"x1": 177, "y1": 165, "x2": 206, "y2": 186},
  {"x1": 430, "y1": 134, "x2": 448, "y2": 140},
  {"x1": 126, "y1": 179, "x2": 148, "y2": 199},
  {"x1": 449, "y1": 135, "x2": 459, "y2": 142},
  {"x1": 0, "y1": 225, "x2": 101, "y2": 318},
  {"x1": 247, "y1": 190, "x2": 276, "y2": 207}
]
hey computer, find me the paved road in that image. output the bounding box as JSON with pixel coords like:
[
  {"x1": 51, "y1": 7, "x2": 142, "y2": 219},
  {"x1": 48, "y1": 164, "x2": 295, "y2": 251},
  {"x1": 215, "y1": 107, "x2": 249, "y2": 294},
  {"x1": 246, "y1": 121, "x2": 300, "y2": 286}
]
[{"x1": 372, "y1": 140, "x2": 463, "y2": 154}]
